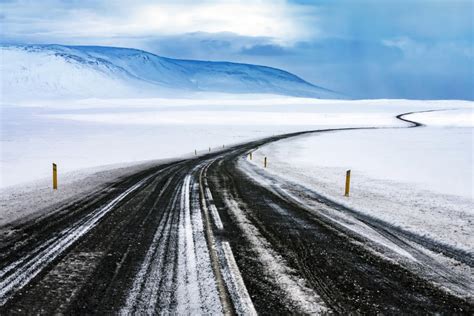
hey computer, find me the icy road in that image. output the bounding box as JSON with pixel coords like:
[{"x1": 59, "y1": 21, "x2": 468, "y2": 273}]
[{"x1": 0, "y1": 113, "x2": 472, "y2": 314}]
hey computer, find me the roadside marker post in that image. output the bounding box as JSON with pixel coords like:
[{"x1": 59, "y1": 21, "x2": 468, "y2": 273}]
[
  {"x1": 52, "y1": 163, "x2": 58, "y2": 190},
  {"x1": 264, "y1": 157, "x2": 267, "y2": 168},
  {"x1": 345, "y1": 170, "x2": 351, "y2": 197},
  {"x1": 195, "y1": 149, "x2": 197, "y2": 156},
  {"x1": 209, "y1": 147, "x2": 211, "y2": 152},
  {"x1": 249, "y1": 152, "x2": 253, "y2": 160}
]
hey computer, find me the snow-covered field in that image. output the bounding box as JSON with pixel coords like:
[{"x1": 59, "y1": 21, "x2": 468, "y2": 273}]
[
  {"x1": 246, "y1": 108, "x2": 473, "y2": 251},
  {"x1": 2, "y1": 98, "x2": 470, "y2": 189},
  {"x1": 1, "y1": 96, "x2": 473, "y2": 232}
]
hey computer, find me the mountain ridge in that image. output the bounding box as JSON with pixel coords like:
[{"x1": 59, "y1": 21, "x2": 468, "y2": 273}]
[{"x1": 1, "y1": 44, "x2": 341, "y2": 100}]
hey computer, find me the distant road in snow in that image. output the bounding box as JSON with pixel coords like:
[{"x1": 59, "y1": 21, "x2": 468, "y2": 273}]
[{"x1": 0, "y1": 111, "x2": 472, "y2": 314}]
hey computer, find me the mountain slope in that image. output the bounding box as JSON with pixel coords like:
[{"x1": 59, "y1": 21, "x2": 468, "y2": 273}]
[{"x1": 0, "y1": 44, "x2": 340, "y2": 100}]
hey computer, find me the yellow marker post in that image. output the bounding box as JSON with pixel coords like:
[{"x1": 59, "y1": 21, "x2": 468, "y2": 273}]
[
  {"x1": 249, "y1": 152, "x2": 253, "y2": 160},
  {"x1": 345, "y1": 170, "x2": 351, "y2": 197},
  {"x1": 264, "y1": 157, "x2": 267, "y2": 168},
  {"x1": 52, "y1": 163, "x2": 58, "y2": 190}
]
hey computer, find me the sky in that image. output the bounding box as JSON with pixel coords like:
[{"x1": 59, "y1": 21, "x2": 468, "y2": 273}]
[{"x1": 1, "y1": 0, "x2": 473, "y2": 99}]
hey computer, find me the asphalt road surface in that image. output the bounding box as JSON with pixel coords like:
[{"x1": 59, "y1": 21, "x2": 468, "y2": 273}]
[{"x1": 1, "y1": 112, "x2": 473, "y2": 314}]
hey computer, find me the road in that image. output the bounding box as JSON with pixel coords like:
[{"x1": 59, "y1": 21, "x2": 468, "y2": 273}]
[{"x1": 0, "y1": 112, "x2": 473, "y2": 314}]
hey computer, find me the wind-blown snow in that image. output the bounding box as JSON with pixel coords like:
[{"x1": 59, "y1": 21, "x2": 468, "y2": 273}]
[
  {"x1": 0, "y1": 44, "x2": 339, "y2": 100},
  {"x1": 245, "y1": 110, "x2": 474, "y2": 252}
]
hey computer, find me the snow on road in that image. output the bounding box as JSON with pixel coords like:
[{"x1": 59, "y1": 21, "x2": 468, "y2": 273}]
[
  {"x1": 246, "y1": 109, "x2": 474, "y2": 252},
  {"x1": 0, "y1": 173, "x2": 152, "y2": 305},
  {"x1": 222, "y1": 192, "x2": 329, "y2": 314}
]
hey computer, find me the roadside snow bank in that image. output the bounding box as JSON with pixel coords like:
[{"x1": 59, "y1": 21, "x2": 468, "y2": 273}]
[
  {"x1": 246, "y1": 112, "x2": 473, "y2": 252},
  {"x1": 0, "y1": 160, "x2": 170, "y2": 227}
]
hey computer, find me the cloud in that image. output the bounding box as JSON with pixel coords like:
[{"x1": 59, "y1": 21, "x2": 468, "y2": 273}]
[
  {"x1": 141, "y1": 32, "x2": 275, "y2": 60},
  {"x1": 1, "y1": 0, "x2": 473, "y2": 99},
  {"x1": 307, "y1": 0, "x2": 474, "y2": 41},
  {"x1": 1, "y1": 0, "x2": 317, "y2": 44},
  {"x1": 382, "y1": 37, "x2": 474, "y2": 61},
  {"x1": 240, "y1": 44, "x2": 291, "y2": 56}
]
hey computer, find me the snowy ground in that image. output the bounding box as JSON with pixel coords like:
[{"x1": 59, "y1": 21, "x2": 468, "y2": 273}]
[
  {"x1": 0, "y1": 159, "x2": 173, "y2": 227},
  {"x1": 2, "y1": 96, "x2": 471, "y2": 189},
  {"x1": 245, "y1": 108, "x2": 473, "y2": 252},
  {"x1": 1, "y1": 96, "x2": 472, "y2": 229}
]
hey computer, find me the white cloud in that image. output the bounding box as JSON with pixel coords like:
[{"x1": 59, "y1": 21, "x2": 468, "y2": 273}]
[{"x1": 2, "y1": 0, "x2": 318, "y2": 44}]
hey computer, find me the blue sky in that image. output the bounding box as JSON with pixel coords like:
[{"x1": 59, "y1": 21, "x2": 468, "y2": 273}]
[{"x1": 1, "y1": 0, "x2": 473, "y2": 99}]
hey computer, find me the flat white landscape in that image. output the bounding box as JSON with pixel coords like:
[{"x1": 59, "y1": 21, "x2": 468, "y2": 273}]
[
  {"x1": 246, "y1": 108, "x2": 473, "y2": 251},
  {"x1": 1, "y1": 96, "x2": 473, "y2": 238},
  {"x1": 2, "y1": 97, "x2": 470, "y2": 188}
]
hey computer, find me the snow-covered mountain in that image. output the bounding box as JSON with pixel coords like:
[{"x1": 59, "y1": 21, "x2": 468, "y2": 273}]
[{"x1": 1, "y1": 44, "x2": 340, "y2": 100}]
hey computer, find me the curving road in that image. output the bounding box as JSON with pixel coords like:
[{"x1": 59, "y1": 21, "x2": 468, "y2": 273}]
[{"x1": 0, "y1": 112, "x2": 473, "y2": 314}]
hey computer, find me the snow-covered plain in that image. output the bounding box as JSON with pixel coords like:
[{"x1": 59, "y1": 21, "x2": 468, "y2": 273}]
[
  {"x1": 246, "y1": 107, "x2": 473, "y2": 251},
  {"x1": 1, "y1": 96, "x2": 472, "y2": 230},
  {"x1": 3, "y1": 98, "x2": 471, "y2": 190}
]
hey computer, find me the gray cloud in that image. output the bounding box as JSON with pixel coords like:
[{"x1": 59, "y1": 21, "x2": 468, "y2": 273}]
[{"x1": 240, "y1": 44, "x2": 292, "y2": 56}]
